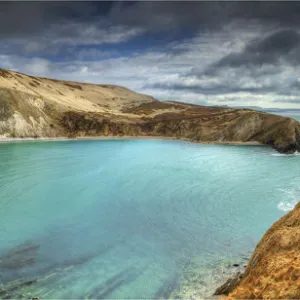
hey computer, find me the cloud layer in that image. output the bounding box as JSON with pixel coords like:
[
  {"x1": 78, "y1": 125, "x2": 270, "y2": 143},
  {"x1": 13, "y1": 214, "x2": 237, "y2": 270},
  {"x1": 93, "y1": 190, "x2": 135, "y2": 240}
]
[{"x1": 1, "y1": 2, "x2": 300, "y2": 108}]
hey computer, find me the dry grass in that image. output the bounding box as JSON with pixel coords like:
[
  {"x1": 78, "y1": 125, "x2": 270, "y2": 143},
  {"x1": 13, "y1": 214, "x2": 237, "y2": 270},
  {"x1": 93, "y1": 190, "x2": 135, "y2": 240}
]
[{"x1": 228, "y1": 202, "x2": 300, "y2": 299}]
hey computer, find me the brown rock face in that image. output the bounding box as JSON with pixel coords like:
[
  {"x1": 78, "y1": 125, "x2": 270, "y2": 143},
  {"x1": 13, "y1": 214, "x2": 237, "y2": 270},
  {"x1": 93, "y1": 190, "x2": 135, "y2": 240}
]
[
  {"x1": 214, "y1": 272, "x2": 243, "y2": 296},
  {"x1": 228, "y1": 202, "x2": 300, "y2": 299},
  {"x1": 60, "y1": 108, "x2": 300, "y2": 154}
]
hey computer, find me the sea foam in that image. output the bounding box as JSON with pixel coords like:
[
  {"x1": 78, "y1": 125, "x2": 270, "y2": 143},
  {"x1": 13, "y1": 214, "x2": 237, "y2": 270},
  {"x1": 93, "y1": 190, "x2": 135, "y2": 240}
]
[
  {"x1": 271, "y1": 151, "x2": 300, "y2": 157},
  {"x1": 277, "y1": 201, "x2": 297, "y2": 212},
  {"x1": 277, "y1": 188, "x2": 299, "y2": 211}
]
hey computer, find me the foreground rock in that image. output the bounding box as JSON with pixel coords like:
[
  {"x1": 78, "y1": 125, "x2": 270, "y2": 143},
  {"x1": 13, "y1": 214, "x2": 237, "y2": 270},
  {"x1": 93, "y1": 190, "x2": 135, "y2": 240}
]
[
  {"x1": 225, "y1": 202, "x2": 300, "y2": 298},
  {"x1": 1, "y1": 68, "x2": 300, "y2": 153},
  {"x1": 214, "y1": 272, "x2": 243, "y2": 296}
]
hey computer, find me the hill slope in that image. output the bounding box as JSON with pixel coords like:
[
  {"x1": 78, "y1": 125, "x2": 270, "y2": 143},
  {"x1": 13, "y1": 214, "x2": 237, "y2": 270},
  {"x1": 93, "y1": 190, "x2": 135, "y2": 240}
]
[{"x1": 1, "y1": 68, "x2": 300, "y2": 153}]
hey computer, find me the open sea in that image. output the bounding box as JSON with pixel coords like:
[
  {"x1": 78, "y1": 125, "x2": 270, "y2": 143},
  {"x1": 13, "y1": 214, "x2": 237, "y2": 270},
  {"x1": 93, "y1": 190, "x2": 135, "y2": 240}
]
[{"x1": 0, "y1": 139, "x2": 299, "y2": 298}]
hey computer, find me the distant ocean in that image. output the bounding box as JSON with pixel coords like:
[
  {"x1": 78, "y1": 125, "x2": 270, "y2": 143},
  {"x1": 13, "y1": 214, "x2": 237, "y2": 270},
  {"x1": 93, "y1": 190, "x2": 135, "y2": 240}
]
[
  {"x1": 1, "y1": 139, "x2": 299, "y2": 298},
  {"x1": 267, "y1": 111, "x2": 300, "y2": 122},
  {"x1": 287, "y1": 114, "x2": 300, "y2": 122}
]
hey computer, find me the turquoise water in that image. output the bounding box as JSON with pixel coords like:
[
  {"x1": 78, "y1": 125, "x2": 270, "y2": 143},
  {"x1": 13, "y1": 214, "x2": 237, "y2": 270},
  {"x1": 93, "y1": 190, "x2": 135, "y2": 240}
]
[
  {"x1": 1, "y1": 139, "x2": 300, "y2": 298},
  {"x1": 286, "y1": 114, "x2": 300, "y2": 121}
]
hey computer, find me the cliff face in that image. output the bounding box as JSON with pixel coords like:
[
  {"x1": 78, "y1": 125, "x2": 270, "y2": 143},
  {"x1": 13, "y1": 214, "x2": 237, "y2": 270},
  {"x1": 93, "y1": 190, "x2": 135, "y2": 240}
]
[
  {"x1": 227, "y1": 202, "x2": 300, "y2": 299},
  {"x1": 0, "y1": 68, "x2": 155, "y2": 138},
  {"x1": 1, "y1": 68, "x2": 300, "y2": 153}
]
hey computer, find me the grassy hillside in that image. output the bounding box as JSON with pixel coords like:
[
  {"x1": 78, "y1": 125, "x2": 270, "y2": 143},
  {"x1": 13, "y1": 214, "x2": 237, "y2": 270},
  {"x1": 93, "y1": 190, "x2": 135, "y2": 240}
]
[{"x1": 1, "y1": 68, "x2": 300, "y2": 153}]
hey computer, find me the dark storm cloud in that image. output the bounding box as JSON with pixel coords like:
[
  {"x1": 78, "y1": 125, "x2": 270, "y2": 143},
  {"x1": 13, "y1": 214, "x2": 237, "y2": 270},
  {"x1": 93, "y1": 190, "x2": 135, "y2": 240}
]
[
  {"x1": 290, "y1": 81, "x2": 300, "y2": 90},
  {"x1": 0, "y1": 2, "x2": 100, "y2": 37},
  {"x1": 247, "y1": 29, "x2": 300, "y2": 55},
  {"x1": 2, "y1": 2, "x2": 300, "y2": 39},
  {"x1": 2, "y1": 1, "x2": 300, "y2": 108},
  {"x1": 144, "y1": 82, "x2": 275, "y2": 96},
  {"x1": 83, "y1": 2, "x2": 300, "y2": 33},
  {"x1": 206, "y1": 29, "x2": 300, "y2": 71},
  {"x1": 2, "y1": 2, "x2": 300, "y2": 59}
]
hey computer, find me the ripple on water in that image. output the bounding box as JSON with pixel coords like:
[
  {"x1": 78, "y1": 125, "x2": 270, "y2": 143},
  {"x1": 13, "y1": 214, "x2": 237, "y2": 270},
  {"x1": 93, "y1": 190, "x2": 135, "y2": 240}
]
[{"x1": 0, "y1": 140, "x2": 299, "y2": 298}]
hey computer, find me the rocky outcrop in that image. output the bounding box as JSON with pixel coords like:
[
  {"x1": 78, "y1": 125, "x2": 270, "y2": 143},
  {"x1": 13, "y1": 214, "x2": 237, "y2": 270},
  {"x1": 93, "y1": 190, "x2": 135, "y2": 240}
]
[
  {"x1": 224, "y1": 202, "x2": 300, "y2": 299},
  {"x1": 1, "y1": 68, "x2": 300, "y2": 153},
  {"x1": 214, "y1": 272, "x2": 243, "y2": 296}
]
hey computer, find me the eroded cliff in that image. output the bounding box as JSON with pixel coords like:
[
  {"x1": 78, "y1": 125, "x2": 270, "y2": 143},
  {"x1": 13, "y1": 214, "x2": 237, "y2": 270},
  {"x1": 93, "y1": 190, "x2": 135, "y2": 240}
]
[
  {"x1": 1, "y1": 68, "x2": 300, "y2": 153},
  {"x1": 226, "y1": 202, "x2": 300, "y2": 299}
]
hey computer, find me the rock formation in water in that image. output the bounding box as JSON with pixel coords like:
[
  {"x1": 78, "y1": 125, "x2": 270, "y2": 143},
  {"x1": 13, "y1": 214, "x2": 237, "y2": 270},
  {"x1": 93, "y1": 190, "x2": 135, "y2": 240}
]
[
  {"x1": 214, "y1": 272, "x2": 243, "y2": 296},
  {"x1": 1, "y1": 68, "x2": 300, "y2": 153},
  {"x1": 218, "y1": 202, "x2": 300, "y2": 298}
]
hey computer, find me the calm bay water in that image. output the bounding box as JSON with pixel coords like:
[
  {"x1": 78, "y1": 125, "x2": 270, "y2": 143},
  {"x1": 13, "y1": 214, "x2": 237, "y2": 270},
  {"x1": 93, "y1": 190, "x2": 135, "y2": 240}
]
[{"x1": 0, "y1": 139, "x2": 300, "y2": 298}]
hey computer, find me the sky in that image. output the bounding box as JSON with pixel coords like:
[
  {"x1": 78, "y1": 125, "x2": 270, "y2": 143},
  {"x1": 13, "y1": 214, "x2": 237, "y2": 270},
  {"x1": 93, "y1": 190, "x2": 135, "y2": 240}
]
[{"x1": 2, "y1": 1, "x2": 300, "y2": 109}]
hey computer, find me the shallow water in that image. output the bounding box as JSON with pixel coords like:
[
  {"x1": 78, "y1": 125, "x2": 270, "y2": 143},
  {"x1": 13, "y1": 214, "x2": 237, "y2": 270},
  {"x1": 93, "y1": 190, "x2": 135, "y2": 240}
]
[{"x1": 0, "y1": 139, "x2": 299, "y2": 298}]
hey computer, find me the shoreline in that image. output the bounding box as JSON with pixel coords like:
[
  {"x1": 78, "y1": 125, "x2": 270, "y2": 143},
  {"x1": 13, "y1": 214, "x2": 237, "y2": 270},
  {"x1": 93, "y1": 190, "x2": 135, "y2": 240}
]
[{"x1": 0, "y1": 135, "x2": 264, "y2": 146}]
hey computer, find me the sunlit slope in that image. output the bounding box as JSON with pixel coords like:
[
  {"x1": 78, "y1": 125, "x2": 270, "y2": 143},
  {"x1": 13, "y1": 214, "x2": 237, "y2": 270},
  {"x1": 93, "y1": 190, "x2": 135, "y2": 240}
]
[{"x1": 0, "y1": 68, "x2": 156, "y2": 137}]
